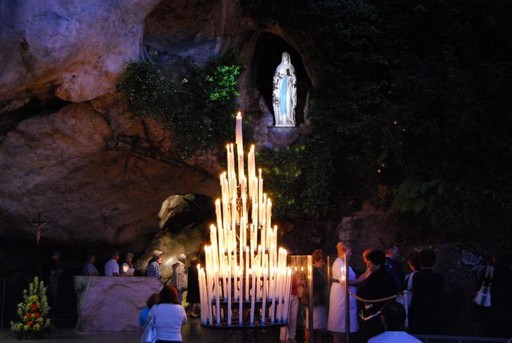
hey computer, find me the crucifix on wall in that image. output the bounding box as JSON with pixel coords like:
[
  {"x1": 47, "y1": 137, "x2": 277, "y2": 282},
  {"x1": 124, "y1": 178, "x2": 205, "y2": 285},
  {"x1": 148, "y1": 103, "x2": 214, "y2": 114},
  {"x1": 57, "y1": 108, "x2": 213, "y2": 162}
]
[{"x1": 33, "y1": 212, "x2": 51, "y2": 246}]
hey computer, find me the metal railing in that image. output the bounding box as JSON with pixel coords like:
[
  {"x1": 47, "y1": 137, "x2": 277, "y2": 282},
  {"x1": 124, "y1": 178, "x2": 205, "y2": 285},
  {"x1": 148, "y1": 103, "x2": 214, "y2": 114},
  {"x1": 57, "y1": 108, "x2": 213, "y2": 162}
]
[
  {"x1": 0, "y1": 280, "x2": 5, "y2": 330},
  {"x1": 416, "y1": 334, "x2": 511, "y2": 343}
]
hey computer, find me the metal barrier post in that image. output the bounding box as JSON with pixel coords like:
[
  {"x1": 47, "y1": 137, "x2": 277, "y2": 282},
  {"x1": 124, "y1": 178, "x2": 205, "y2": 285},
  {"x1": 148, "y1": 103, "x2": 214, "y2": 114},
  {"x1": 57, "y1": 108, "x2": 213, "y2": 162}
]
[
  {"x1": 345, "y1": 252, "x2": 350, "y2": 343},
  {"x1": 1, "y1": 280, "x2": 5, "y2": 329}
]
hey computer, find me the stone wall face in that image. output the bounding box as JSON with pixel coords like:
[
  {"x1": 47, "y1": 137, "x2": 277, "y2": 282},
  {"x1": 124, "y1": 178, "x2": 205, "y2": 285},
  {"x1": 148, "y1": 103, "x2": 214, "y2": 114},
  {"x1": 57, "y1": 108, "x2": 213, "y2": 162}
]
[{"x1": 75, "y1": 276, "x2": 163, "y2": 332}]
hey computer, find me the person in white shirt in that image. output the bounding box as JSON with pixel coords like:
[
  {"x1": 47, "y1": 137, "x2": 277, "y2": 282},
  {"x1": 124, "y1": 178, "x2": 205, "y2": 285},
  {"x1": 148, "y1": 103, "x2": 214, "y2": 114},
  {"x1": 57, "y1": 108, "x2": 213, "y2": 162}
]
[
  {"x1": 147, "y1": 250, "x2": 163, "y2": 278},
  {"x1": 368, "y1": 301, "x2": 421, "y2": 343},
  {"x1": 83, "y1": 254, "x2": 100, "y2": 276},
  {"x1": 170, "y1": 254, "x2": 188, "y2": 304},
  {"x1": 104, "y1": 251, "x2": 120, "y2": 276},
  {"x1": 149, "y1": 285, "x2": 187, "y2": 342}
]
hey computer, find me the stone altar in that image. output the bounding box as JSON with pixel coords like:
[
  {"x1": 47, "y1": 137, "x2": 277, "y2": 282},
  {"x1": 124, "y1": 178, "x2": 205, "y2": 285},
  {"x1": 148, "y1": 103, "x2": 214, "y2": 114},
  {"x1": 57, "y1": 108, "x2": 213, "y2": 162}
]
[{"x1": 74, "y1": 276, "x2": 163, "y2": 332}]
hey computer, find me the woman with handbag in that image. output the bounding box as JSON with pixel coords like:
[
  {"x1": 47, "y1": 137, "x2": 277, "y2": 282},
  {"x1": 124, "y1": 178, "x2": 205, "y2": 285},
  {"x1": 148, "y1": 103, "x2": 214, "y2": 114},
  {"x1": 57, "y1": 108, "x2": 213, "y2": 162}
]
[
  {"x1": 147, "y1": 285, "x2": 187, "y2": 343},
  {"x1": 473, "y1": 255, "x2": 495, "y2": 336}
]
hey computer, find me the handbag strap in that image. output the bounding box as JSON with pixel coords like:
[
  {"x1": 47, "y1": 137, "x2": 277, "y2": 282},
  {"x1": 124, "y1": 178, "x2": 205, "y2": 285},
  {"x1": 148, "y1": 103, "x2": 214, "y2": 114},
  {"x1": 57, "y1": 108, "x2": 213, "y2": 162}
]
[
  {"x1": 485, "y1": 265, "x2": 494, "y2": 286},
  {"x1": 148, "y1": 305, "x2": 157, "y2": 326}
]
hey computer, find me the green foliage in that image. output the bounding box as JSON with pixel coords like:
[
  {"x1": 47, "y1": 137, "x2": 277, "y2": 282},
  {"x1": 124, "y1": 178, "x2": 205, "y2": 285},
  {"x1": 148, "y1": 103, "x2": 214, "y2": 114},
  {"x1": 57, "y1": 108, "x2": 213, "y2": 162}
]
[
  {"x1": 374, "y1": 0, "x2": 512, "y2": 242},
  {"x1": 258, "y1": 144, "x2": 335, "y2": 219},
  {"x1": 246, "y1": 0, "x2": 512, "y2": 244},
  {"x1": 394, "y1": 179, "x2": 446, "y2": 214},
  {"x1": 117, "y1": 56, "x2": 241, "y2": 159},
  {"x1": 207, "y1": 65, "x2": 241, "y2": 101}
]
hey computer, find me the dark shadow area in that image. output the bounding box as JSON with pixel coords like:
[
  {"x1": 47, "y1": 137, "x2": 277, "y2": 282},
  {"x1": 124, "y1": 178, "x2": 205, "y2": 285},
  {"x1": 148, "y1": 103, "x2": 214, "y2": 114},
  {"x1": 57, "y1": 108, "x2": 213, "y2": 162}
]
[
  {"x1": 161, "y1": 194, "x2": 215, "y2": 234},
  {"x1": 0, "y1": 94, "x2": 69, "y2": 138}
]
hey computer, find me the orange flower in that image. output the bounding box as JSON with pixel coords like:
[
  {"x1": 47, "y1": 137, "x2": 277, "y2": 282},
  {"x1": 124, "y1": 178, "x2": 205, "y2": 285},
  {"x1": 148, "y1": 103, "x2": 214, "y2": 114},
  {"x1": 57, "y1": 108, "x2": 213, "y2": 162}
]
[
  {"x1": 34, "y1": 312, "x2": 41, "y2": 319},
  {"x1": 28, "y1": 321, "x2": 33, "y2": 326},
  {"x1": 30, "y1": 303, "x2": 38, "y2": 312}
]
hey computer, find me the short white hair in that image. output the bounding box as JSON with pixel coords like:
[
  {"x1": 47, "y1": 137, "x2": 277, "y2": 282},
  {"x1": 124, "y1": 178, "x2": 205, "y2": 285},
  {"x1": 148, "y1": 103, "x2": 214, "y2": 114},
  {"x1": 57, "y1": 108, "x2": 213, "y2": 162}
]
[{"x1": 152, "y1": 250, "x2": 163, "y2": 258}]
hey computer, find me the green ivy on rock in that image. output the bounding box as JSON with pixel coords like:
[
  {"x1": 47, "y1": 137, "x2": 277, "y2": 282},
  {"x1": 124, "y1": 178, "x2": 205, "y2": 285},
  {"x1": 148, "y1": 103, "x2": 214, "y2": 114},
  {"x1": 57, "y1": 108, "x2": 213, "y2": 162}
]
[{"x1": 117, "y1": 56, "x2": 241, "y2": 159}]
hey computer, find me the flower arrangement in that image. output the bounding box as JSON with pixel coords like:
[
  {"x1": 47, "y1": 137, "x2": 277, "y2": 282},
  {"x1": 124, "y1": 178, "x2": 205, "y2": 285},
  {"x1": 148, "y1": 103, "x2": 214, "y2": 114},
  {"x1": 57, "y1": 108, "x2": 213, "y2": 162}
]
[{"x1": 11, "y1": 276, "x2": 52, "y2": 339}]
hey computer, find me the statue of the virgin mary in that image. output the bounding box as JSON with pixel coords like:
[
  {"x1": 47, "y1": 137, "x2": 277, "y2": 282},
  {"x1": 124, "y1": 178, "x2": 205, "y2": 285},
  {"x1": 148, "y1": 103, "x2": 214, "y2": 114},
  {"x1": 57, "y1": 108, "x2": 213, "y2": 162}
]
[{"x1": 272, "y1": 52, "x2": 297, "y2": 127}]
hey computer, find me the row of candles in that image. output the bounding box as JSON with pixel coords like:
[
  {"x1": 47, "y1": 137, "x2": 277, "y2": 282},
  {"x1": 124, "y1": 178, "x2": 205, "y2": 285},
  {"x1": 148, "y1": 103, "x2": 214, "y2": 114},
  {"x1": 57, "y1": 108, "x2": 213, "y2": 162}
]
[{"x1": 198, "y1": 112, "x2": 293, "y2": 327}]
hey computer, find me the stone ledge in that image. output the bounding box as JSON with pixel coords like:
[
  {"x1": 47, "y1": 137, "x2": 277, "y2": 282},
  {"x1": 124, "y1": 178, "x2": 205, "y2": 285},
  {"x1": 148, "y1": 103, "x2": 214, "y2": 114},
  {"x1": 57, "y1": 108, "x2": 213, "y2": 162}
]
[{"x1": 74, "y1": 276, "x2": 163, "y2": 332}]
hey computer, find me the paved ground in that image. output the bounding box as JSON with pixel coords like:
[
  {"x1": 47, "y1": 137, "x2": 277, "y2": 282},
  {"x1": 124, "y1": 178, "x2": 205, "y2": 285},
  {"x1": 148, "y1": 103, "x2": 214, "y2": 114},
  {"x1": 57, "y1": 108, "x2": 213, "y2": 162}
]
[{"x1": 0, "y1": 317, "x2": 282, "y2": 342}]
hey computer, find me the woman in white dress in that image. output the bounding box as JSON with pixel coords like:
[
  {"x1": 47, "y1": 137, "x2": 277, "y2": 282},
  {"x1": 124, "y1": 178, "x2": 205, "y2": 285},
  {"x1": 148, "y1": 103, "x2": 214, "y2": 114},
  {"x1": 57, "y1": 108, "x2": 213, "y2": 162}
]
[{"x1": 327, "y1": 242, "x2": 359, "y2": 343}]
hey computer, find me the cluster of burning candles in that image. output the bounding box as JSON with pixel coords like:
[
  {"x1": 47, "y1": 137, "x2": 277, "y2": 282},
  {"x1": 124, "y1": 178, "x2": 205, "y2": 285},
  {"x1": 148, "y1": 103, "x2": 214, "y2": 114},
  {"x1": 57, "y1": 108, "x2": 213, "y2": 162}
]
[{"x1": 197, "y1": 112, "x2": 293, "y2": 327}]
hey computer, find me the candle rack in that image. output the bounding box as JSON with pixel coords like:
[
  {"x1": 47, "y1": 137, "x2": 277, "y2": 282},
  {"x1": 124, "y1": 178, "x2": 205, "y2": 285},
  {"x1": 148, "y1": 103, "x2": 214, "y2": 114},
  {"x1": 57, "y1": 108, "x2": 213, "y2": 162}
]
[{"x1": 198, "y1": 112, "x2": 293, "y2": 328}]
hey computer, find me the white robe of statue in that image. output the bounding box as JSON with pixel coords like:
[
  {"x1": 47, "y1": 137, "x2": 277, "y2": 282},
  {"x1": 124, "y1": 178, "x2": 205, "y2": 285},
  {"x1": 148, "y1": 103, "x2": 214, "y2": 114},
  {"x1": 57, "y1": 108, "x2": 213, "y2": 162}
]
[{"x1": 273, "y1": 52, "x2": 297, "y2": 127}]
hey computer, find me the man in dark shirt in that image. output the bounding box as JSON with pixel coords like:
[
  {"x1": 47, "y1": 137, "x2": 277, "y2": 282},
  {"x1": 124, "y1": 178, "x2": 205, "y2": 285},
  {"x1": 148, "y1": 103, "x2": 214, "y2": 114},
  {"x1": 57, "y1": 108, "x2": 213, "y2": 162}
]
[
  {"x1": 409, "y1": 249, "x2": 444, "y2": 334},
  {"x1": 358, "y1": 249, "x2": 398, "y2": 340},
  {"x1": 385, "y1": 245, "x2": 404, "y2": 290}
]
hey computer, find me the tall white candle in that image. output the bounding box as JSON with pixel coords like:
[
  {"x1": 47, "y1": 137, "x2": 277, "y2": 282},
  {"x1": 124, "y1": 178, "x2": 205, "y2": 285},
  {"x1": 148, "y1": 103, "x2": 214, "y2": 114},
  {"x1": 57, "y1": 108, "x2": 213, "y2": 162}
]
[
  {"x1": 231, "y1": 196, "x2": 237, "y2": 229},
  {"x1": 250, "y1": 267, "x2": 256, "y2": 325},
  {"x1": 226, "y1": 145, "x2": 233, "y2": 196},
  {"x1": 215, "y1": 200, "x2": 222, "y2": 233},
  {"x1": 245, "y1": 247, "x2": 250, "y2": 301},
  {"x1": 248, "y1": 145, "x2": 255, "y2": 179},
  {"x1": 205, "y1": 265, "x2": 214, "y2": 325},
  {"x1": 258, "y1": 169, "x2": 263, "y2": 220},
  {"x1": 270, "y1": 269, "x2": 276, "y2": 323},
  {"x1": 238, "y1": 268, "x2": 243, "y2": 326},
  {"x1": 214, "y1": 267, "x2": 221, "y2": 325},
  {"x1": 238, "y1": 151, "x2": 245, "y2": 185},
  {"x1": 198, "y1": 266, "x2": 206, "y2": 324},
  {"x1": 235, "y1": 111, "x2": 243, "y2": 150},
  {"x1": 227, "y1": 268, "x2": 232, "y2": 325},
  {"x1": 266, "y1": 199, "x2": 272, "y2": 231},
  {"x1": 262, "y1": 268, "x2": 268, "y2": 325},
  {"x1": 283, "y1": 268, "x2": 292, "y2": 321}
]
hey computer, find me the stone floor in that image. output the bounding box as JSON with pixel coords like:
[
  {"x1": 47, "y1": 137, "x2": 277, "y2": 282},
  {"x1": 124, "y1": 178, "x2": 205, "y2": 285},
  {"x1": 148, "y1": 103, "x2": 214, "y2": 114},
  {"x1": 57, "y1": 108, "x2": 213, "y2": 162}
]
[{"x1": 0, "y1": 317, "x2": 282, "y2": 342}]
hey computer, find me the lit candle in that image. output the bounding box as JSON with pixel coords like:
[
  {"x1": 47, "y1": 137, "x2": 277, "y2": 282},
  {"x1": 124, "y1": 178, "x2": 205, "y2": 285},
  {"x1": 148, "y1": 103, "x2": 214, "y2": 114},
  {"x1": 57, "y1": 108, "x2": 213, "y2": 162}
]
[
  {"x1": 226, "y1": 145, "x2": 233, "y2": 196},
  {"x1": 238, "y1": 268, "x2": 243, "y2": 326},
  {"x1": 283, "y1": 268, "x2": 292, "y2": 321},
  {"x1": 261, "y1": 225, "x2": 266, "y2": 256},
  {"x1": 250, "y1": 267, "x2": 256, "y2": 325},
  {"x1": 262, "y1": 264, "x2": 268, "y2": 325},
  {"x1": 248, "y1": 145, "x2": 255, "y2": 180},
  {"x1": 198, "y1": 265, "x2": 206, "y2": 324},
  {"x1": 238, "y1": 150, "x2": 245, "y2": 186},
  {"x1": 240, "y1": 175, "x2": 247, "y2": 200},
  {"x1": 235, "y1": 111, "x2": 243, "y2": 150},
  {"x1": 256, "y1": 263, "x2": 262, "y2": 300},
  {"x1": 215, "y1": 200, "x2": 222, "y2": 233},
  {"x1": 270, "y1": 267, "x2": 276, "y2": 323},
  {"x1": 252, "y1": 201, "x2": 258, "y2": 229},
  {"x1": 239, "y1": 223, "x2": 244, "y2": 271},
  {"x1": 245, "y1": 247, "x2": 250, "y2": 301},
  {"x1": 231, "y1": 196, "x2": 236, "y2": 229},
  {"x1": 240, "y1": 214, "x2": 246, "y2": 249},
  {"x1": 258, "y1": 169, "x2": 263, "y2": 218},
  {"x1": 214, "y1": 267, "x2": 221, "y2": 325},
  {"x1": 266, "y1": 199, "x2": 272, "y2": 231},
  {"x1": 227, "y1": 268, "x2": 232, "y2": 325},
  {"x1": 205, "y1": 265, "x2": 214, "y2": 325}
]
